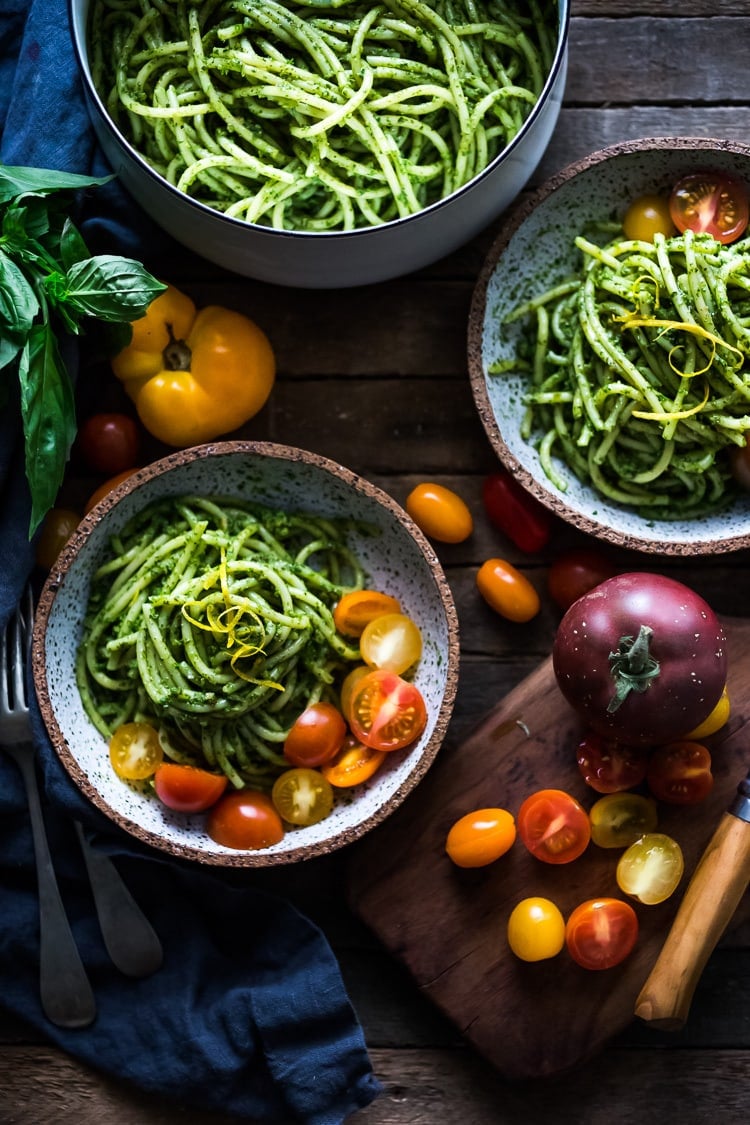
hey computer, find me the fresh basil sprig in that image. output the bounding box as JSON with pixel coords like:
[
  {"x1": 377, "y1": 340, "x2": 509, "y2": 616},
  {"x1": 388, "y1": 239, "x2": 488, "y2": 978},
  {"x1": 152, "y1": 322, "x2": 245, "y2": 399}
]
[{"x1": 0, "y1": 163, "x2": 166, "y2": 537}]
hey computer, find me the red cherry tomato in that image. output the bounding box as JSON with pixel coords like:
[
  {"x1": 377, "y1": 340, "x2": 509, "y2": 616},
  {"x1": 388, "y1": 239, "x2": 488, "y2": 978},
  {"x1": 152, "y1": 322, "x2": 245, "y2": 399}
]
[
  {"x1": 153, "y1": 763, "x2": 229, "y2": 812},
  {"x1": 321, "y1": 735, "x2": 387, "y2": 788},
  {"x1": 565, "y1": 898, "x2": 639, "y2": 970},
  {"x1": 84, "y1": 468, "x2": 140, "y2": 514},
  {"x1": 206, "y1": 789, "x2": 284, "y2": 850},
  {"x1": 576, "y1": 732, "x2": 649, "y2": 794},
  {"x1": 547, "y1": 547, "x2": 618, "y2": 612},
  {"x1": 78, "y1": 412, "x2": 140, "y2": 475},
  {"x1": 476, "y1": 558, "x2": 540, "y2": 623},
  {"x1": 482, "y1": 470, "x2": 552, "y2": 554},
  {"x1": 348, "y1": 669, "x2": 427, "y2": 752},
  {"x1": 35, "y1": 507, "x2": 80, "y2": 570},
  {"x1": 646, "y1": 741, "x2": 714, "y2": 805},
  {"x1": 517, "y1": 788, "x2": 591, "y2": 865},
  {"x1": 405, "y1": 482, "x2": 473, "y2": 544},
  {"x1": 283, "y1": 702, "x2": 347, "y2": 768},
  {"x1": 669, "y1": 171, "x2": 749, "y2": 244}
]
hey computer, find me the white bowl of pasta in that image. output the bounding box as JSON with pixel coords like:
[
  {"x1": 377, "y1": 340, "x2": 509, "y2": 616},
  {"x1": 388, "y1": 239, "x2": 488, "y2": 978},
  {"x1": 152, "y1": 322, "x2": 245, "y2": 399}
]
[
  {"x1": 32, "y1": 441, "x2": 459, "y2": 866},
  {"x1": 468, "y1": 136, "x2": 750, "y2": 556},
  {"x1": 68, "y1": 0, "x2": 569, "y2": 288}
]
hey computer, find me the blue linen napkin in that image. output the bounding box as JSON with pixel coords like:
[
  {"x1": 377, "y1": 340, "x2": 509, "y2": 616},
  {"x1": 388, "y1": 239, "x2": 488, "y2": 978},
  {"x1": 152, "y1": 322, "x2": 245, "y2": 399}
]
[{"x1": 0, "y1": 2, "x2": 381, "y2": 1121}]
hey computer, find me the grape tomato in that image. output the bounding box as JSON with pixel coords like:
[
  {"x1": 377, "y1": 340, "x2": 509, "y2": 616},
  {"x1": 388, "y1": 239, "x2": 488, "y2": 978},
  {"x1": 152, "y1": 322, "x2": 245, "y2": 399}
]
[
  {"x1": 476, "y1": 558, "x2": 540, "y2": 623},
  {"x1": 669, "y1": 170, "x2": 749, "y2": 244},
  {"x1": 405, "y1": 482, "x2": 473, "y2": 544},
  {"x1": 272, "y1": 768, "x2": 334, "y2": 826},
  {"x1": 507, "y1": 897, "x2": 566, "y2": 962},
  {"x1": 35, "y1": 508, "x2": 80, "y2": 570},
  {"x1": 517, "y1": 788, "x2": 591, "y2": 865},
  {"x1": 481, "y1": 470, "x2": 552, "y2": 554},
  {"x1": 445, "y1": 807, "x2": 516, "y2": 868},
  {"x1": 616, "y1": 833, "x2": 684, "y2": 905},
  {"x1": 565, "y1": 898, "x2": 639, "y2": 970},
  {"x1": 109, "y1": 721, "x2": 163, "y2": 780},
  {"x1": 348, "y1": 669, "x2": 427, "y2": 752},
  {"x1": 360, "y1": 612, "x2": 422, "y2": 675},
  {"x1": 576, "y1": 732, "x2": 649, "y2": 794},
  {"x1": 589, "y1": 793, "x2": 658, "y2": 849},
  {"x1": 646, "y1": 741, "x2": 714, "y2": 805}
]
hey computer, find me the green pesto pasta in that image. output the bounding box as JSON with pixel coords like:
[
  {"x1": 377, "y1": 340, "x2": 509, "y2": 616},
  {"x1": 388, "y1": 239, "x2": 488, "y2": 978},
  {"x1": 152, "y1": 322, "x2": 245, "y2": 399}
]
[
  {"x1": 88, "y1": 0, "x2": 556, "y2": 231},
  {"x1": 494, "y1": 227, "x2": 750, "y2": 518},
  {"x1": 76, "y1": 495, "x2": 366, "y2": 788}
]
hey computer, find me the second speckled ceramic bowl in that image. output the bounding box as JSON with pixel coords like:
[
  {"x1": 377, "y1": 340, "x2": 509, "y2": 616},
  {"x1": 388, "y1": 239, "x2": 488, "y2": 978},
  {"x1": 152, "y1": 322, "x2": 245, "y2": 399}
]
[
  {"x1": 468, "y1": 137, "x2": 750, "y2": 556},
  {"x1": 33, "y1": 442, "x2": 459, "y2": 867}
]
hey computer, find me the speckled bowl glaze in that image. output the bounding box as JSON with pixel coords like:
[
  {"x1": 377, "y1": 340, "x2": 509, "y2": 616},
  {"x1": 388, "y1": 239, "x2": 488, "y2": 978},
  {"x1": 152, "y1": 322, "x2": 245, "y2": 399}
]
[
  {"x1": 33, "y1": 442, "x2": 459, "y2": 867},
  {"x1": 468, "y1": 137, "x2": 750, "y2": 556}
]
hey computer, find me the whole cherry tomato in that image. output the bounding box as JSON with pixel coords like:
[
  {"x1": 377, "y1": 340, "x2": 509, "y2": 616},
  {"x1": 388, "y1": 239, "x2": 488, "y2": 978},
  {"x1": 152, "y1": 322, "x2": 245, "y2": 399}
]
[
  {"x1": 348, "y1": 669, "x2": 427, "y2": 752},
  {"x1": 154, "y1": 762, "x2": 228, "y2": 812},
  {"x1": 589, "y1": 793, "x2": 658, "y2": 849},
  {"x1": 482, "y1": 470, "x2": 552, "y2": 554},
  {"x1": 284, "y1": 702, "x2": 347, "y2": 768},
  {"x1": 622, "y1": 194, "x2": 675, "y2": 242},
  {"x1": 617, "y1": 833, "x2": 684, "y2": 904},
  {"x1": 359, "y1": 612, "x2": 422, "y2": 675},
  {"x1": 669, "y1": 170, "x2": 749, "y2": 244},
  {"x1": 445, "y1": 807, "x2": 516, "y2": 868},
  {"x1": 565, "y1": 898, "x2": 639, "y2": 970},
  {"x1": 321, "y1": 735, "x2": 386, "y2": 788},
  {"x1": 405, "y1": 482, "x2": 473, "y2": 544},
  {"x1": 271, "y1": 768, "x2": 334, "y2": 826},
  {"x1": 547, "y1": 547, "x2": 618, "y2": 612},
  {"x1": 576, "y1": 731, "x2": 649, "y2": 794},
  {"x1": 333, "y1": 590, "x2": 401, "y2": 637},
  {"x1": 35, "y1": 507, "x2": 80, "y2": 570},
  {"x1": 646, "y1": 741, "x2": 714, "y2": 805},
  {"x1": 507, "y1": 897, "x2": 566, "y2": 962},
  {"x1": 476, "y1": 558, "x2": 540, "y2": 623},
  {"x1": 78, "y1": 412, "x2": 140, "y2": 475},
  {"x1": 206, "y1": 790, "x2": 284, "y2": 850},
  {"x1": 109, "y1": 721, "x2": 163, "y2": 780},
  {"x1": 517, "y1": 788, "x2": 591, "y2": 865}
]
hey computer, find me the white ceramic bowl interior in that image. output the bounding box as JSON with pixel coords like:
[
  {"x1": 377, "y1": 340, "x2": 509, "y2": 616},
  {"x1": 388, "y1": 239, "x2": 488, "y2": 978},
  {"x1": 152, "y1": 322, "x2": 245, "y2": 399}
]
[
  {"x1": 34, "y1": 443, "x2": 459, "y2": 866},
  {"x1": 469, "y1": 137, "x2": 750, "y2": 556},
  {"x1": 68, "y1": 0, "x2": 569, "y2": 288}
]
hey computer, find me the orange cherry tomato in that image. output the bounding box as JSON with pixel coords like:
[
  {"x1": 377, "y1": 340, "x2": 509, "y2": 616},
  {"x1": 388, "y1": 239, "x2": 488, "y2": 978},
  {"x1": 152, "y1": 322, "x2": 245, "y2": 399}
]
[
  {"x1": 669, "y1": 170, "x2": 749, "y2": 244},
  {"x1": 153, "y1": 762, "x2": 228, "y2": 812},
  {"x1": 622, "y1": 194, "x2": 675, "y2": 242},
  {"x1": 35, "y1": 507, "x2": 80, "y2": 570},
  {"x1": 359, "y1": 612, "x2": 422, "y2": 675},
  {"x1": 565, "y1": 898, "x2": 639, "y2": 970},
  {"x1": 348, "y1": 669, "x2": 427, "y2": 752},
  {"x1": 206, "y1": 789, "x2": 284, "y2": 850},
  {"x1": 84, "y1": 468, "x2": 140, "y2": 514},
  {"x1": 445, "y1": 807, "x2": 516, "y2": 868},
  {"x1": 333, "y1": 590, "x2": 401, "y2": 636},
  {"x1": 405, "y1": 482, "x2": 473, "y2": 544},
  {"x1": 476, "y1": 558, "x2": 540, "y2": 623},
  {"x1": 283, "y1": 701, "x2": 347, "y2": 768},
  {"x1": 517, "y1": 788, "x2": 591, "y2": 865},
  {"x1": 109, "y1": 721, "x2": 163, "y2": 780},
  {"x1": 321, "y1": 735, "x2": 386, "y2": 787},
  {"x1": 339, "y1": 664, "x2": 370, "y2": 724}
]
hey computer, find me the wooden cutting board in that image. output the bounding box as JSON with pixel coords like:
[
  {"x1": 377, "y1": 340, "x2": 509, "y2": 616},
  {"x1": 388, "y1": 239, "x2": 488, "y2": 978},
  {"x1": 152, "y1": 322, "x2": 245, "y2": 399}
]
[{"x1": 347, "y1": 616, "x2": 750, "y2": 1080}]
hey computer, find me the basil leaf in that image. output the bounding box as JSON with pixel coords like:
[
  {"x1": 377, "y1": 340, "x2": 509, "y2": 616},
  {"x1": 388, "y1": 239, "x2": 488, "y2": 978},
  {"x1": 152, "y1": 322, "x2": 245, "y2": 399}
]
[
  {"x1": 0, "y1": 247, "x2": 39, "y2": 335},
  {"x1": 59, "y1": 216, "x2": 91, "y2": 270},
  {"x1": 0, "y1": 163, "x2": 113, "y2": 204},
  {"x1": 64, "y1": 255, "x2": 166, "y2": 322},
  {"x1": 17, "y1": 323, "x2": 77, "y2": 537}
]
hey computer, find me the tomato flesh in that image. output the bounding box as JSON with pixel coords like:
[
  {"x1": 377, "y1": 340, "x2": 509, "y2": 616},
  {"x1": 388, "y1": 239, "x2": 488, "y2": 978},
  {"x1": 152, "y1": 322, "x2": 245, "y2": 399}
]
[
  {"x1": 669, "y1": 171, "x2": 749, "y2": 244},
  {"x1": 321, "y1": 736, "x2": 386, "y2": 787},
  {"x1": 507, "y1": 897, "x2": 566, "y2": 962},
  {"x1": 646, "y1": 741, "x2": 714, "y2": 805},
  {"x1": 565, "y1": 898, "x2": 639, "y2": 970},
  {"x1": 206, "y1": 789, "x2": 284, "y2": 850},
  {"x1": 283, "y1": 701, "x2": 346, "y2": 768},
  {"x1": 109, "y1": 721, "x2": 164, "y2": 780},
  {"x1": 272, "y1": 768, "x2": 334, "y2": 826},
  {"x1": 348, "y1": 669, "x2": 427, "y2": 752},
  {"x1": 589, "y1": 792, "x2": 658, "y2": 849},
  {"x1": 517, "y1": 788, "x2": 591, "y2": 865},
  {"x1": 153, "y1": 762, "x2": 228, "y2": 812},
  {"x1": 445, "y1": 807, "x2": 516, "y2": 868},
  {"x1": 576, "y1": 732, "x2": 649, "y2": 794},
  {"x1": 359, "y1": 612, "x2": 422, "y2": 675},
  {"x1": 617, "y1": 833, "x2": 684, "y2": 904}
]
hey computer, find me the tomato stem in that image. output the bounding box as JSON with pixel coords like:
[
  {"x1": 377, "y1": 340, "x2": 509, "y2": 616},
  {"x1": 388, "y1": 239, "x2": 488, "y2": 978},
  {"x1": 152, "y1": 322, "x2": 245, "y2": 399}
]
[{"x1": 607, "y1": 624, "x2": 660, "y2": 712}]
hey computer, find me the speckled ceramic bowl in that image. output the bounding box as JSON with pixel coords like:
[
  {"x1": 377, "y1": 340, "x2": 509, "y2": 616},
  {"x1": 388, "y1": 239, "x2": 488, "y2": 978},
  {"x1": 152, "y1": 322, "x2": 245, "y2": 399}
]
[
  {"x1": 468, "y1": 136, "x2": 750, "y2": 556},
  {"x1": 33, "y1": 442, "x2": 459, "y2": 867}
]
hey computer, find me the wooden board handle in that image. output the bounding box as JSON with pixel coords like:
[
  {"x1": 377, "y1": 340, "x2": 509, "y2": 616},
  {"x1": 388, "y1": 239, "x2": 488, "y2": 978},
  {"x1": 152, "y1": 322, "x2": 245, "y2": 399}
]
[{"x1": 634, "y1": 812, "x2": 750, "y2": 1030}]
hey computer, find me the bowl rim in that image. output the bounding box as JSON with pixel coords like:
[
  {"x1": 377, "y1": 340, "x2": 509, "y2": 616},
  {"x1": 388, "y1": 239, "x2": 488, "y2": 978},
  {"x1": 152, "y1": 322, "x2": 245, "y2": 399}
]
[
  {"x1": 467, "y1": 135, "x2": 750, "y2": 557},
  {"x1": 68, "y1": 0, "x2": 571, "y2": 242},
  {"x1": 32, "y1": 440, "x2": 461, "y2": 866}
]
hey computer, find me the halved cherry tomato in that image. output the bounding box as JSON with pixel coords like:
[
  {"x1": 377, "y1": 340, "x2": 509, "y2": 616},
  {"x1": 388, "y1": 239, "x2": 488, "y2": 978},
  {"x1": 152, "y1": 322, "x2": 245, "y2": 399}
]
[
  {"x1": 153, "y1": 762, "x2": 228, "y2": 812},
  {"x1": 517, "y1": 788, "x2": 591, "y2": 865},
  {"x1": 206, "y1": 789, "x2": 284, "y2": 850},
  {"x1": 476, "y1": 558, "x2": 540, "y2": 623},
  {"x1": 360, "y1": 612, "x2": 422, "y2": 675},
  {"x1": 565, "y1": 898, "x2": 639, "y2": 970},
  {"x1": 669, "y1": 170, "x2": 749, "y2": 244},
  {"x1": 405, "y1": 482, "x2": 473, "y2": 544},
  {"x1": 646, "y1": 741, "x2": 714, "y2": 805},
  {"x1": 284, "y1": 702, "x2": 346, "y2": 768},
  {"x1": 333, "y1": 590, "x2": 401, "y2": 637},
  {"x1": 35, "y1": 507, "x2": 80, "y2": 570},
  {"x1": 576, "y1": 732, "x2": 649, "y2": 794},
  {"x1": 109, "y1": 721, "x2": 164, "y2": 780},
  {"x1": 271, "y1": 768, "x2": 334, "y2": 826},
  {"x1": 482, "y1": 470, "x2": 552, "y2": 554},
  {"x1": 507, "y1": 897, "x2": 566, "y2": 962},
  {"x1": 622, "y1": 194, "x2": 675, "y2": 242},
  {"x1": 589, "y1": 793, "x2": 658, "y2": 849},
  {"x1": 348, "y1": 669, "x2": 427, "y2": 752},
  {"x1": 77, "y1": 412, "x2": 140, "y2": 475},
  {"x1": 547, "y1": 547, "x2": 618, "y2": 612},
  {"x1": 84, "y1": 468, "x2": 140, "y2": 514},
  {"x1": 339, "y1": 665, "x2": 370, "y2": 724},
  {"x1": 684, "y1": 686, "x2": 730, "y2": 739},
  {"x1": 321, "y1": 735, "x2": 386, "y2": 787},
  {"x1": 445, "y1": 807, "x2": 516, "y2": 868},
  {"x1": 617, "y1": 833, "x2": 684, "y2": 905}
]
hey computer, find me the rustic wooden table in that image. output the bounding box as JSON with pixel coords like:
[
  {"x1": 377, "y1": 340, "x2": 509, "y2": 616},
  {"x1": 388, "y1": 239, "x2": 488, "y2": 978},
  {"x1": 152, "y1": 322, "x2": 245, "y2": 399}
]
[{"x1": 3, "y1": 1, "x2": 750, "y2": 1121}]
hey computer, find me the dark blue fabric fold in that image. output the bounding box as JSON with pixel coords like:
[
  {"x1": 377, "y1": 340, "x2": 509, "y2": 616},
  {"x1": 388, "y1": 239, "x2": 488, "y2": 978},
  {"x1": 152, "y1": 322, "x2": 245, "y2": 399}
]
[{"x1": 0, "y1": 2, "x2": 380, "y2": 1120}]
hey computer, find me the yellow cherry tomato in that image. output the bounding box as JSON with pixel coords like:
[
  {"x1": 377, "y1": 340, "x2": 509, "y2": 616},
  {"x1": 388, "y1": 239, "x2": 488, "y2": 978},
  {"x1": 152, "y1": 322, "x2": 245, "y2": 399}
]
[
  {"x1": 271, "y1": 768, "x2": 334, "y2": 826},
  {"x1": 622, "y1": 194, "x2": 676, "y2": 241},
  {"x1": 616, "y1": 833, "x2": 684, "y2": 905},
  {"x1": 359, "y1": 612, "x2": 422, "y2": 675},
  {"x1": 109, "y1": 721, "x2": 164, "y2": 780},
  {"x1": 683, "y1": 686, "x2": 730, "y2": 739},
  {"x1": 476, "y1": 558, "x2": 540, "y2": 623},
  {"x1": 507, "y1": 897, "x2": 566, "y2": 962},
  {"x1": 333, "y1": 589, "x2": 401, "y2": 637},
  {"x1": 405, "y1": 482, "x2": 473, "y2": 543},
  {"x1": 446, "y1": 807, "x2": 516, "y2": 868}
]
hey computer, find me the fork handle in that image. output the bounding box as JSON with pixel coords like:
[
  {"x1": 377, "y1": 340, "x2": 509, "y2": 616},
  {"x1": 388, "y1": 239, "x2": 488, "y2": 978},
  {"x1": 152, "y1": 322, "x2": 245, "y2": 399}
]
[{"x1": 14, "y1": 749, "x2": 97, "y2": 1028}]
